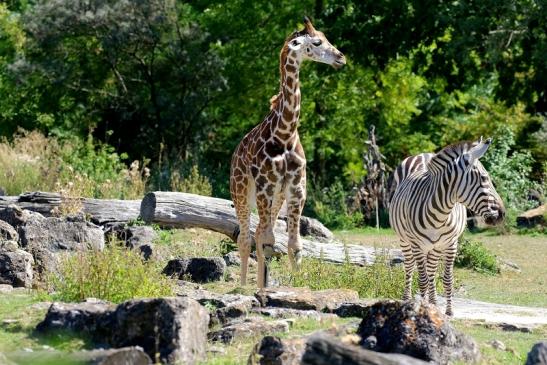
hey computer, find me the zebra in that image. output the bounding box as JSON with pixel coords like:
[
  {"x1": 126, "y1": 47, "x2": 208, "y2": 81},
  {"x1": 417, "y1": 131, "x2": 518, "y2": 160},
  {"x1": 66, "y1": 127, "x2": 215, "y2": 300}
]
[{"x1": 389, "y1": 137, "x2": 505, "y2": 316}]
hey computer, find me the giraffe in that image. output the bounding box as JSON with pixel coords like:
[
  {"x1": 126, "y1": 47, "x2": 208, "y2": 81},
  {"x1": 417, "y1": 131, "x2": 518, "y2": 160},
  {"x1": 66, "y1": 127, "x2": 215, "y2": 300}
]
[{"x1": 230, "y1": 17, "x2": 346, "y2": 288}]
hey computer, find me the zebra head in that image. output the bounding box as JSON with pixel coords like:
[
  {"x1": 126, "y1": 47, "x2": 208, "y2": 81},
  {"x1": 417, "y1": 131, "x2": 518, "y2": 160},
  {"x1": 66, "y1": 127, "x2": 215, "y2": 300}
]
[{"x1": 457, "y1": 137, "x2": 505, "y2": 225}]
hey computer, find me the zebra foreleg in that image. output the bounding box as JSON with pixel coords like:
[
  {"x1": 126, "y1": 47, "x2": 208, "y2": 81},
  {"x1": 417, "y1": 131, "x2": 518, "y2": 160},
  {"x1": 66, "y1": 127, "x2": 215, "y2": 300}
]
[
  {"x1": 443, "y1": 246, "x2": 457, "y2": 316},
  {"x1": 401, "y1": 242, "x2": 415, "y2": 301},
  {"x1": 426, "y1": 250, "x2": 441, "y2": 305},
  {"x1": 415, "y1": 254, "x2": 430, "y2": 303}
]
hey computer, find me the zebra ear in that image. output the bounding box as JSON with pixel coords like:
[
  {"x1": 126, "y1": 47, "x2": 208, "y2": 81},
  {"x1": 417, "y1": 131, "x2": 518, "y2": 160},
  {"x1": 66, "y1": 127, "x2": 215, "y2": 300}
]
[{"x1": 468, "y1": 137, "x2": 492, "y2": 163}]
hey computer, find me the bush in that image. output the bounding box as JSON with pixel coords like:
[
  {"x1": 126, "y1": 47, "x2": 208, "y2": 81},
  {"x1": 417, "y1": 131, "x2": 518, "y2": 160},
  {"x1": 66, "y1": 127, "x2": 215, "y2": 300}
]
[
  {"x1": 306, "y1": 180, "x2": 363, "y2": 230},
  {"x1": 456, "y1": 239, "x2": 499, "y2": 275},
  {"x1": 169, "y1": 165, "x2": 213, "y2": 196},
  {"x1": 48, "y1": 246, "x2": 175, "y2": 303},
  {"x1": 0, "y1": 130, "x2": 149, "y2": 200}
]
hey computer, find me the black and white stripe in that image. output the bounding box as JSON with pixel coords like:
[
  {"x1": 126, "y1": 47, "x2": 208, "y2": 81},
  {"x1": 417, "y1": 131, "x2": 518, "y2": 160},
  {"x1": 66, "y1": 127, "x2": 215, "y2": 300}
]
[{"x1": 389, "y1": 138, "x2": 505, "y2": 316}]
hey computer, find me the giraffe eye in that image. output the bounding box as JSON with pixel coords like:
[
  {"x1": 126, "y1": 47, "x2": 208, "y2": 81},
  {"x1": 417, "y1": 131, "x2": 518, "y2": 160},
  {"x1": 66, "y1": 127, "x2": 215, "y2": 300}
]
[{"x1": 312, "y1": 39, "x2": 322, "y2": 47}]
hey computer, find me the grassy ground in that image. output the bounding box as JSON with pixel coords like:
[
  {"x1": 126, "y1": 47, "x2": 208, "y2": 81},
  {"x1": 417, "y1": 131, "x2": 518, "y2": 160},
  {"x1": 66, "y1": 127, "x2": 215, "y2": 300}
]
[{"x1": 0, "y1": 226, "x2": 545, "y2": 364}]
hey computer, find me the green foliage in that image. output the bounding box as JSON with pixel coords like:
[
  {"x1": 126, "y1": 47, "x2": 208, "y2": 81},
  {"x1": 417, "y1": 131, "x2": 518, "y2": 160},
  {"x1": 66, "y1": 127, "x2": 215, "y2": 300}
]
[
  {"x1": 48, "y1": 246, "x2": 175, "y2": 303},
  {"x1": 306, "y1": 180, "x2": 362, "y2": 229},
  {"x1": 456, "y1": 239, "x2": 499, "y2": 275},
  {"x1": 169, "y1": 165, "x2": 213, "y2": 196},
  {"x1": 482, "y1": 125, "x2": 540, "y2": 212}
]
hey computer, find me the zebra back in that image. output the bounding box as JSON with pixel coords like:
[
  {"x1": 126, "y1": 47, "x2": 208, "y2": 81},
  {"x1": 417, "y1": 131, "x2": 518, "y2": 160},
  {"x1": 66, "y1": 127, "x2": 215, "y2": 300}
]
[{"x1": 387, "y1": 153, "x2": 434, "y2": 203}]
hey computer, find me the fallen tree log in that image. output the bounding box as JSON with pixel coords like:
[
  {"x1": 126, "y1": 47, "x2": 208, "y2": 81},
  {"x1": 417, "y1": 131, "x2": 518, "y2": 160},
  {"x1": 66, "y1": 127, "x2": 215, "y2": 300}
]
[
  {"x1": 0, "y1": 192, "x2": 141, "y2": 226},
  {"x1": 140, "y1": 191, "x2": 403, "y2": 265}
]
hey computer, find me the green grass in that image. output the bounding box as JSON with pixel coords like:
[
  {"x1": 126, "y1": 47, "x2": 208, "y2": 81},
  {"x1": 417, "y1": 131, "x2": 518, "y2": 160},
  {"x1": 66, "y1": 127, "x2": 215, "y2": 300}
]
[{"x1": 453, "y1": 321, "x2": 547, "y2": 365}]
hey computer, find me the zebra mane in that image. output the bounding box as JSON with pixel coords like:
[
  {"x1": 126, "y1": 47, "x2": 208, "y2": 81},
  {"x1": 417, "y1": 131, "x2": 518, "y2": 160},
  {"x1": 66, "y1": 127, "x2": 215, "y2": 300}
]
[
  {"x1": 427, "y1": 140, "x2": 479, "y2": 172},
  {"x1": 435, "y1": 140, "x2": 477, "y2": 157}
]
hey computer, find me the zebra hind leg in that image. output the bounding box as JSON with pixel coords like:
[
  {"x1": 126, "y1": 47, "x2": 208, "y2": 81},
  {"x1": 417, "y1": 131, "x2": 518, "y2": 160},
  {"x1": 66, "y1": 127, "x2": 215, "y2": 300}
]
[
  {"x1": 426, "y1": 250, "x2": 441, "y2": 306},
  {"x1": 401, "y1": 242, "x2": 415, "y2": 301},
  {"x1": 443, "y1": 246, "x2": 457, "y2": 317}
]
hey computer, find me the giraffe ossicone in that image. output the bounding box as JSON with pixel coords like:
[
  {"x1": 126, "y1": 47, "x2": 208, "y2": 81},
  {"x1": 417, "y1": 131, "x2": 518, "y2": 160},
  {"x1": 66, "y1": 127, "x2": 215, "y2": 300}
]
[{"x1": 230, "y1": 17, "x2": 346, "y2": 288}]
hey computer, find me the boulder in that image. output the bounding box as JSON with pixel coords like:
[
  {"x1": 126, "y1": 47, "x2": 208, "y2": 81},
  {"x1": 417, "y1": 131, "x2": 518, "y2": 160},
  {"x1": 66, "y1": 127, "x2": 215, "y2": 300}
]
[
  {"x1": 357, "y1": 300, "x2": 480, "y2": 364},
  {"x1": 106, "y1": 224, "x2": 157, "y2": 260},
  {"x1": 0, "y1": 247, "x2": 34, "y2": 288},
  {"x1": 302, "y1": 332, "x2": 430, "y2": 365},
  {"x1": 299, "y1": 216, "x2": 333, "y2": 239},
  {"x1": 107, "y1": 297, "x2": 209, "y2": 365},
  {"x1": 35, "y1": 299, "x2": 115, "y2": 337},
  {"x1": 0, "y1": 284, "x2": 13, "y2": 294},
  {"x1": 175, "y1": 283, "x2": 259, "y2": 325},
  {"x1": 253, "y1": 307, "x2": 337, "y2": 321},
  {"x1": 333, "y1": 300, "x2": 375, "y2": 318},
  {"x1": 526, "y1": 342, "x2": 547, "y2": 365},
  {"x1": 0, "y1": 220, "x2": 18, "y2": 242},
  {"x1": 0, "y1": 205, "x2": 39, "y2": 230},
  {"x1": 223, "y1": 251, "x2": 241, "y2": 266},
  {"x1": 208, "y1": 317, "x2": 290, "y2": 344},
  {"x1": 517, "y1": 205, "x2": 545, "y2": 228},
  {"x1": 248, "y1": 336, "x2": 306, "y2": 365},
  {"x1": 6, "y1": 347, "x2": 152, "y2": 365},
  {"x1": 36, "y1": 297, "x2": 209, "y2": 365},
  {"x1": 20, "y1": 214, "x2": 105, "y2": 252},
  {"x1": 255, "y1": 287, "x2": 359, "y2": 312},
  {"x1": 163, "y1": 257, "x2": 226, "y2": 283}
]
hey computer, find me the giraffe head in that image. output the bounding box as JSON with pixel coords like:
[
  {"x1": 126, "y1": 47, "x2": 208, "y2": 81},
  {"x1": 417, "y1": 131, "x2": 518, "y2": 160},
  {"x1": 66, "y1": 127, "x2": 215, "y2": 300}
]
[{"x1": 286, "y1": 17, "x2": 346, "y2": 69}]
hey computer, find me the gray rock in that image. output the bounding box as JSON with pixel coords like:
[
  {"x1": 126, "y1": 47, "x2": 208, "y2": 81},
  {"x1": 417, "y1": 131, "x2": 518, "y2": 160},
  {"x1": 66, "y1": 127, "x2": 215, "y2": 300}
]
[
  {"x1": 0, "y1": 205, "x2": 40, "y2": 230},
  {"x1": 299, "y1": 216, "x2": 333, "y2": 239},
  {"x1": 0, "y1": 220, "x2": 18, "y2": 242},
  {"x1": 5, "y1": 347, "x2": 152, "y2": 365},
  {"x1": 209, "y1": 317, "x2": 289, "y2": 344},
  {"x1": 176, "y1": 285, "x2": 259, "y2": 325},
  {"x1": 0, "y1": 249, "x2": 34, "y2": 288},
  {"x1": 107, "y1": 297, "x2": 209, "y2": 365},
  {"x1": 357, "y1": 300, "x2": 480, "y2": 364},
  {"x1": 248, "y1": 335, "x2": 306, "y2": 365},
  {"x1": 35, "y1": 299, "x2": 115, "y2": 336},
  {"x1": 0, "y1": 284, "x2": 13, "y2": 294},
  {"x1": 163, "y1": 257, "x2": 226, "y2": 283},
  {"x1": 20, "y1": 214, "x2": 105, "y2": 252},
  {"x1": 517, "y1": 205, "x2": 545, "y2": 228},
  {"x1": 489, "y1": 339, "x2": 506, "y2": 351},
  {"x1": 223, "y1": 251, "x2": 242, "y2": 266},
  {"x1": 526, "y1": 342, "x2": 547, "y2": 365},
  {"x1": 106, "y1": 224, "x2": 157, "y2": 260},
  {"x1": 253, "y1": 307, "x2": 337, "y2": 321},
  {"x1": 255, "y1": 287, "x2": 359, "y2": 312},
  {"x1": 333, "y1": 300, "x2": 376, "y2": 318},
  {"x1": 301, "y1": 332, "x2": 430, "y2": 365},
  {"x1": 36, "y1": 297, "x2": 209, "y2": 365}
]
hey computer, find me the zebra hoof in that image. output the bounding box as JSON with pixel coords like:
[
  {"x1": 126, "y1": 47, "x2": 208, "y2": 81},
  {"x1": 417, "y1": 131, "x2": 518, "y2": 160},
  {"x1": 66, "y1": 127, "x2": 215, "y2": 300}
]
[{"x1": 445, "y1": 309, "x2": 454, "y2": 317}]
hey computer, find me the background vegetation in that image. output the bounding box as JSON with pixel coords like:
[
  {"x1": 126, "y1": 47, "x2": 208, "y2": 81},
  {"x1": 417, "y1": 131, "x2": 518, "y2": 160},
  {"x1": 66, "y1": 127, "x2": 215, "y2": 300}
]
[{"x1": 0, "y1": 0, "x2": 545, "y2": 228}]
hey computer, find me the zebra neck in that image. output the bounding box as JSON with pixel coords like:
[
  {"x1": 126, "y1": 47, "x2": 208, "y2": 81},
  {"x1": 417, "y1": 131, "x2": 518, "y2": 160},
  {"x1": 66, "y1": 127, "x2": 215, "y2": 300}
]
[{"x1": 428, "y1": 172, "x2": 458, "y2": 217}]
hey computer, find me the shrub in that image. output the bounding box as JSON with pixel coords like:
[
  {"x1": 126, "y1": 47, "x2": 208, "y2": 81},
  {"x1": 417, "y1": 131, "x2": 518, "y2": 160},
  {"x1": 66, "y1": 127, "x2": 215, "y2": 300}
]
[
  {"x1": 306, "y1": 180, "x2": 363, "y2": 230},
  {"x1": 48, "y1": 245, "x2": 175, "y2": 303},
  {"x1": 456, "y1": 239, "x2": 499, "y2": 275},
  {"x1": 170, "y1": 165, "x2": 213, "y2": 196},
  {"x1": 0, "y1": 130, "x2": 149, "y2": 200}
]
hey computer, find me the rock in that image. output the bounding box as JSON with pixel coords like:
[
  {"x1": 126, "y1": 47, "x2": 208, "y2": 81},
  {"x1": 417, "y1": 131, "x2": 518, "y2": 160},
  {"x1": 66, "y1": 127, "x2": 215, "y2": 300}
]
[
  {"x1": 526, "y1": 342, "x2": 547, "y2": 365},
  {"x1": 107, "y1": 297, "x2": 209, "y2": 364},
  {"x1": 0, "y1": 284, "x2": 13, "y2": 294},
  {"x1": 5, "y1": 347, "x2": 152, "y2": 365},
  {"x1": 255, "y1": 287, "x2": 359, "y2": 312},
  {"x1": 208, "y1": 317, "x2": 290, "y2": 344},
  {"x1": 357, "y1": 300, "x2": 480, "y2": 364},
  {"x1": 163, "y1": 257, "x2": 226, "y2": 283},
  {"x1": 248, "y1": 336, "x2": 306, "y2": 365},
  {"x1": 106, "y1": 224, "x2": 157, "y2": 260},
  {"x1": 0, "y1": 249, "x2": 34, "y2": 288},
  {"x1": 253, "y1": 307, "x2": 337, "y2": 321},
  {"x1": 0, "y1": 220, "x2": 18, "y2": 242},
  {"x1": 499, "y1": 259, "x2": 522, "y2": 273},
  {"x1": 35, "y1": 299, "x2": 115, "y2": 336},
  {"x1": 301, "y1": 332, "x2": 430, "y2": 365},
  {"x1": 497, "y1": 322, "x2": 534, "y2": 333},
  {"x1": 517, "y1": 205, "x2": 545, "y2": 228},
  {"x1": 333, "y1": 300, "x2": 376, "y2": 318},
  {"x1": 223, "y1": 251, "x2": 241, "y2": 266},
  {"x1": 489, "y1": 339, "x2": 506, "y2": 351},
  {"x1": 299, "y1": 216, "x2": 333, "y2": 239},
  {"x1": 176, "y1": 284, "x2": 259, "y2": 325},
  {"x1": 0, "y1": 205, "x2": 39, "y2": 230},
  {"x1": 20, "y1": 214, "x2": 105, "y2": 252}
]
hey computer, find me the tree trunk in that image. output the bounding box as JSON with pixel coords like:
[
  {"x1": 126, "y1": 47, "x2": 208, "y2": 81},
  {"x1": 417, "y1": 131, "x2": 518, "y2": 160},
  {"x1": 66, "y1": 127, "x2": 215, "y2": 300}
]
[{"x1": 141, "y1": 191, "x2": 402, "y2": 265}]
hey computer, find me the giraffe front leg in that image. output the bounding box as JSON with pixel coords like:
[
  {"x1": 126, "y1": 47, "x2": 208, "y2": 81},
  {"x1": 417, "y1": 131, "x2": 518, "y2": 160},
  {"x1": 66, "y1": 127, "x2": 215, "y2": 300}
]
[
  {"x1": 401, "y1": 242, "x2": 415, "y2": 301},
  {"x1": 443, "y1": 245, "x2": 457, "y2": 317},
  {"x1": 255, "y1": 194, "x2": 275, "y2": 289}
]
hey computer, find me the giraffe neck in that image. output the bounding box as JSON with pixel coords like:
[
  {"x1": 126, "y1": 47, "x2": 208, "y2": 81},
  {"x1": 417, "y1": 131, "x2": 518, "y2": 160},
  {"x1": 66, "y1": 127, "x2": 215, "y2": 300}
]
[{"x1": 271, "y1": 49, "x2": 302, "y2": 143}]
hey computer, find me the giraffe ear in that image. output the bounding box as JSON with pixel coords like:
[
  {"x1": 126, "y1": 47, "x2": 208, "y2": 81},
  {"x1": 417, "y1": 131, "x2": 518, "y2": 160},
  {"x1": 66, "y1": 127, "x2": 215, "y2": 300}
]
[
  {"x1": 288, "y1": 37, "x2": 302, "y2": 51},
  {"x1": 303, "y1": 16, "x2": 316, "y2": 35}
]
